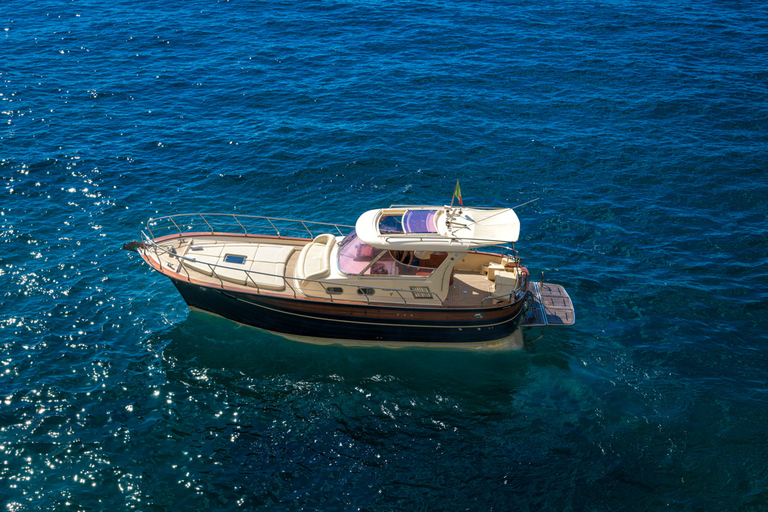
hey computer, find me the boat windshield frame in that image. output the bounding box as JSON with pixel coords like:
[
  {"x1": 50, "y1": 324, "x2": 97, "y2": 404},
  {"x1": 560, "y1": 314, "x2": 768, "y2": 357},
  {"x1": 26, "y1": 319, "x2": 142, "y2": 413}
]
[{"x1": 337, "y1": 230, "x2": 439, "y2": 277}]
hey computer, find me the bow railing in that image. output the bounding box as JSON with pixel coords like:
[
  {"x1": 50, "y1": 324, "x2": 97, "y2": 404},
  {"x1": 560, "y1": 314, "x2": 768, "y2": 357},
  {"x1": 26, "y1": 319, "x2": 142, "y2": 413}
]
[
  {"x1": 145, "y1": 213, "x2": 353, "y2": 242},
  {"x1": 139, "y1": 234, "x2": 455, "y2": 307}
]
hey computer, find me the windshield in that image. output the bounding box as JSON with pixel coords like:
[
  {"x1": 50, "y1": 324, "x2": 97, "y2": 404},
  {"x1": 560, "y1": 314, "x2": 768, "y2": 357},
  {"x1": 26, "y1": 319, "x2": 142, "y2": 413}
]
[
  {"x1": 337, "y1": 232, "x2": 439, "y2": 276},
  {"x1": 338, "y1": 231, "x2": 386, "y2": 274}
]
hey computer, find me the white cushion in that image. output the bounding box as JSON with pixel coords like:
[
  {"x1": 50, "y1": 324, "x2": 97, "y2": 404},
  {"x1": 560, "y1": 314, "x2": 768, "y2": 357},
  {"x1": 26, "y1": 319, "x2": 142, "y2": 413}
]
[
  {"x1": 296, "y1": 234, "x2": 335, "y2": 284},
  {"x1": 183, "y1": 241, "x2": 294, "y2": 291},
  {"x1": 492, "y1": 270, "x2": 519, "y2": 298},
  {"x1": 255, "y1": 244, "x2": 294, "y2": 264},
  {"x1": 247, "y1": 261, "x2": 286, "y2": 290},
  {"x1": 183, "y1": 245, "x2": 224, "y2": 275}
]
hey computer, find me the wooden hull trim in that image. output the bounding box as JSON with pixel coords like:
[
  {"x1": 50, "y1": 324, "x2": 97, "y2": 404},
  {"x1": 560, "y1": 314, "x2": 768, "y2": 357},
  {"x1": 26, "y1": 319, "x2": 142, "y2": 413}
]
[{"x1": 170, "y1": 278, "x2": 527, "y2": 343}]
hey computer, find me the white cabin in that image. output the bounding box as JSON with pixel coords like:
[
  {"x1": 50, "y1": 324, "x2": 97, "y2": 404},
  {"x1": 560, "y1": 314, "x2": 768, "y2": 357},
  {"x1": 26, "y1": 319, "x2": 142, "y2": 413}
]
[{"x1": 293, "y1": 205, "x2": 523, "y2": 304}]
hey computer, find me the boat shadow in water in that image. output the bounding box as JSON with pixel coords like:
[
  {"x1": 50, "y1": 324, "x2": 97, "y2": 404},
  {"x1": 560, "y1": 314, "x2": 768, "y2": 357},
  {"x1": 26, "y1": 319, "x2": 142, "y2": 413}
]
[{"x1": 153, "y1": 310, "x2": 543, "y2": 396}]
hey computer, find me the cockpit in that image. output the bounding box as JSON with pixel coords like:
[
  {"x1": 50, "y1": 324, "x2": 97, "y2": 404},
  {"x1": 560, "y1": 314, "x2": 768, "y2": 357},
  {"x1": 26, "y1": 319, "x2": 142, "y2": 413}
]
[{"x1": 337, "y1": 229, "x2": 447, "y2": 277}]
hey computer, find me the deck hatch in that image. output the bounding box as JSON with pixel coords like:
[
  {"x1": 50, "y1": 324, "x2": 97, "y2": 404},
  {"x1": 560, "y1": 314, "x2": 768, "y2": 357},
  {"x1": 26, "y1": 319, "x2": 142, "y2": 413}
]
[{"x1": 223, "y1": 254, "x2": 247, "y2": 265}]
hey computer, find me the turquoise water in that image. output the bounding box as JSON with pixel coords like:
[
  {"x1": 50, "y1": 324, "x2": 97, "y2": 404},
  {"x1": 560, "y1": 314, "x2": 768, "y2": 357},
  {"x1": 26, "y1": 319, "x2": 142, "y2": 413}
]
[{"x1": 2, "y1": 0, "x2": 767, "y2": 509}]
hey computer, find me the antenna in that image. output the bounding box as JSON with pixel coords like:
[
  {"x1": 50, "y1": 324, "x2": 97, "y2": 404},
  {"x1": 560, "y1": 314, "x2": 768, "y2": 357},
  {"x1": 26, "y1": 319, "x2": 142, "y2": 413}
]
[{"x1": 511, "y1": 198, "x2": 539, "y2": 209}]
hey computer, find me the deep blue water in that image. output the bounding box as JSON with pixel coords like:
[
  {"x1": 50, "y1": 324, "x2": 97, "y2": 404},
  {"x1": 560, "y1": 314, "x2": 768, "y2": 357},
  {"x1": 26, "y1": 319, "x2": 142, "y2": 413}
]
[{"x1": 2, "y1": 0, "x2": 767, "y2": 509}]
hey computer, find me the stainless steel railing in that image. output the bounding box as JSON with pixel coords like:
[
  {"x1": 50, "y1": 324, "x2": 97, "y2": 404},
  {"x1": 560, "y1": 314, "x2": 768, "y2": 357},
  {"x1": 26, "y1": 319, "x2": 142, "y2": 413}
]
[
  {"x1": 145, "y1": 212, "x2": 353, "y2": 242},
  {"x1": 140, "y1": 234, "x2": 451, "y2": 307},
  {"x1": 140, "y1": 213, "x2": 521, "y2": 309}
]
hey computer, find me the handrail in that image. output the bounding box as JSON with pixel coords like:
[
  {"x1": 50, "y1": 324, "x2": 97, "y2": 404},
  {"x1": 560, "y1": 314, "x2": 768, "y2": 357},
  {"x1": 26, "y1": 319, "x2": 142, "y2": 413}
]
[
  {"x1": 480, "y1": 270, "x2": 529, "y2": 307},
  {"x1": 300, "y1": 220, "x2": 312, "y2": 238},
  {"x1": 143, "y1": 237, "x2": 447, "y2": 307},
  {"x1": 389, "y1": 204, "x2": 507, "y2": 210},
  {"x1": 168, "y1": 217, "x2": 183, "y2": 236},
  {"x1": 266, "y1": 217, "x2": 279, "y2": 237},
  {"x1": 146, "y1": 212, "x2": 354, "y2": 241},
  {"x1": 233, "y1": 215, "x2": 247, "y2": 235},
  {"x1": 381, "y1": 232, "x2": 518, "y2": 247},
  {"x1": 141, "y1": 230, "x2": 526, "y2": 309},
  {"x1": 199, "y1": 214, "x2": 215, "y2": 234},
  {"x1": 147, "y1": 212, "x2": 517, "y2": 250}
]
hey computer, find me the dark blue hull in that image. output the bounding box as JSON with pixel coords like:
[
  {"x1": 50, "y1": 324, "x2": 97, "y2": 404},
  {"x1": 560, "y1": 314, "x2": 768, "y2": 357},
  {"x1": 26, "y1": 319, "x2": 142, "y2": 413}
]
[{"x1": 170, "y1": 278, "x2": 526, "y2": 344}]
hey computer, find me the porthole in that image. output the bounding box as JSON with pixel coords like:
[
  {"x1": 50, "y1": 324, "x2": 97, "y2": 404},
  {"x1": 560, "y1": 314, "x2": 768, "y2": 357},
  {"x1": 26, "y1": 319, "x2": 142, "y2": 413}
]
[
  {"x1": 326, "y1": 287, "x2": 343, "y2": 295},
  {"x1": 357, "y1": 287, "x2": 375, "y2": 296}
]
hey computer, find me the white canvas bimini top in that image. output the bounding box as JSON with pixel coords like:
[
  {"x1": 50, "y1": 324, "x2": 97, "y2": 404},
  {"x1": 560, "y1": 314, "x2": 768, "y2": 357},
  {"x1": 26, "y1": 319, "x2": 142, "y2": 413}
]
[{"x1": 355, "y1": 205, "x2": 520, "y2": 251}]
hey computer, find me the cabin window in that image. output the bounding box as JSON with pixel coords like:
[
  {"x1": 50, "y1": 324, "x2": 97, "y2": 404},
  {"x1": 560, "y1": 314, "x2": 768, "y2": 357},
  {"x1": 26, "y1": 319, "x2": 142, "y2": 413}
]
[
  {"x1": 223, "y1": 254, "x2": 247, "y2": 265},
  {"x1": 325, "y1": 287, "x2": 343, "y2": 295},
  {"x1": 378, "y1": 215, "x2": 404, "y2": 234},
  {"x1": 357, "y1": 287, "x2": 375, "y2": 296},
  {"x1": 403, "y1": 210, "x2": 438, "y2": 233}
]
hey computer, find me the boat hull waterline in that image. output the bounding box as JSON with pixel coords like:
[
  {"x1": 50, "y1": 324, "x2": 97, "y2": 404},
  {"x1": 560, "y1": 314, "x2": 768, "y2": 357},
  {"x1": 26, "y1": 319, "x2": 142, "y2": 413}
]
[{"x1": 170, "y1": 277, "x2": 527, "y2": 344}]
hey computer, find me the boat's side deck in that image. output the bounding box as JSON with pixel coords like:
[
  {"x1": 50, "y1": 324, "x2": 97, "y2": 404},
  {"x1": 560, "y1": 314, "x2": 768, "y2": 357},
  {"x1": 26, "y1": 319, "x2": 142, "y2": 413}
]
[{"x1": 147, "y1": 236, "x2": 511, "y2": 309}]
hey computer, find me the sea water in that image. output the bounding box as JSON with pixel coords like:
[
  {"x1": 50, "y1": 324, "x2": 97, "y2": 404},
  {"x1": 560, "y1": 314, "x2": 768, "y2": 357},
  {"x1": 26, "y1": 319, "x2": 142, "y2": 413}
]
[{"x1": 2, "y1": 0, "x2": 767, "y2": 509}]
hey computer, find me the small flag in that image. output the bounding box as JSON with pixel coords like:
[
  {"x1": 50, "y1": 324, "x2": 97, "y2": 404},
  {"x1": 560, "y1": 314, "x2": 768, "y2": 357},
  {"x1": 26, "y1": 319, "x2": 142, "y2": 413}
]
[{"x1": 452, "y1": 179, "x2": 463, "y2": 207}]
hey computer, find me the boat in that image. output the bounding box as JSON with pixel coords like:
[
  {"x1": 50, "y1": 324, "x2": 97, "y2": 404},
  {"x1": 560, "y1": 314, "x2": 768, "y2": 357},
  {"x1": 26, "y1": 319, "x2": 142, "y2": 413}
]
[{"x1": 125, "y1": 203, "x2": 574, "y2": 346}]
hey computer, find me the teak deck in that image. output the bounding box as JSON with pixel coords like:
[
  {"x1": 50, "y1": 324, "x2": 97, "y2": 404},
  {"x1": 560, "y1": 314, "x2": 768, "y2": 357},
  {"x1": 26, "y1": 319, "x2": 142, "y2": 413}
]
[{"x1": 522, "y1": 282, "x2": 576, "y2": 326}]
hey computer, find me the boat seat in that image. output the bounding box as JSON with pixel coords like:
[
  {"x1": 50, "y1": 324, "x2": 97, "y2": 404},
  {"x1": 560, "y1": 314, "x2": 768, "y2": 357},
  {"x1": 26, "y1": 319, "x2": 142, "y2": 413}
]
[
  {"x1": 492, "y1": 270, "x2": 519, "y2": 300},
  {"x1": 254, "y1": 244, "x2": 294, "y2": 262},
  {"x1": 248, "y1": 261, "x2": 285, "y2": 289},
  {"x1": 182, "y1": 243, "x2": 224, "y2": 276},
  {"x1": 296, "y1": 233, "x2": 336, "y2": 286},
  {"x1": 247, "y1": 245, "x2": 294, "y2": 290}
]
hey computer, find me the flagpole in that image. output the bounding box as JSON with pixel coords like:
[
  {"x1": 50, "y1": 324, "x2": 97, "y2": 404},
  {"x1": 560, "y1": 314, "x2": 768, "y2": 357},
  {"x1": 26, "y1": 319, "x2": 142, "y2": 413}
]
[{"x1": 451, "y1": 179, "x2": 459, "y2": 208}]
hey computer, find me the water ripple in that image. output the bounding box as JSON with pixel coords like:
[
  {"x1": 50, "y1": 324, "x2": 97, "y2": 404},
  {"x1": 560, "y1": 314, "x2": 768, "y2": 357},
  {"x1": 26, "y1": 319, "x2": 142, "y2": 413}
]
[{"x1": 2, "y1": 0, "x2": 767, "y2": 509}]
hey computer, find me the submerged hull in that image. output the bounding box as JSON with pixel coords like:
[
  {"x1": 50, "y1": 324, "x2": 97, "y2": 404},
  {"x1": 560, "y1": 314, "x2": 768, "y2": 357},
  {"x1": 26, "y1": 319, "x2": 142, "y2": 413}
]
[{"x1": 170, "y1": 278, "x2": 527, "y2": 344}]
